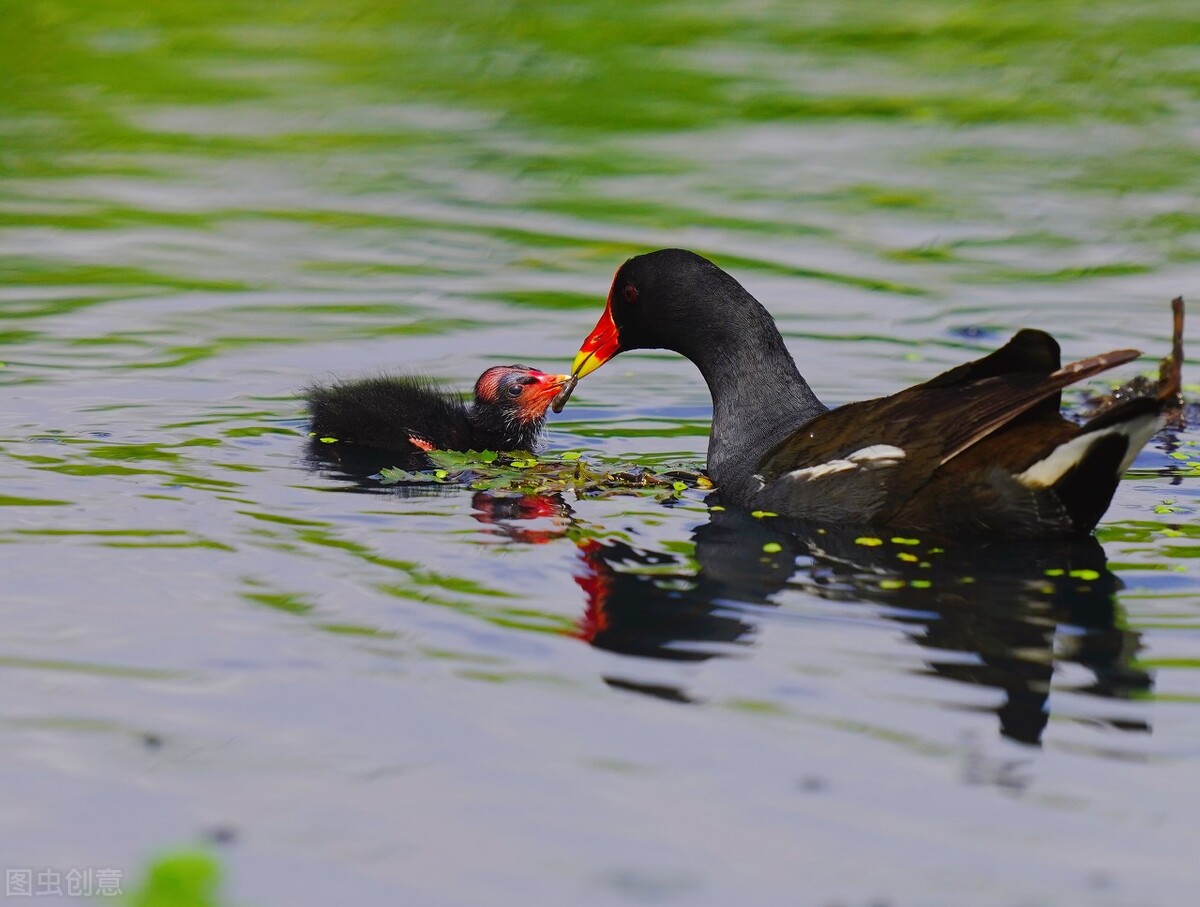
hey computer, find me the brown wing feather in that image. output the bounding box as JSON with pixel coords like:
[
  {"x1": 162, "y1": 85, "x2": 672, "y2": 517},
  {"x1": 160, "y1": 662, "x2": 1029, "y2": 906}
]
[
  {"x1": 756, "y1": 348, "x2": 1141, "y2": 482},
  {"x1": 937, "y1": 348, "x2": 1141, "y2": 464}
]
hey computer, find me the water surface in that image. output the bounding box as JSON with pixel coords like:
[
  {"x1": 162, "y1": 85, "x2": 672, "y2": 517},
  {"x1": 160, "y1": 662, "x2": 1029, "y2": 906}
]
[{"x1": 2, "y1": 2, "x2": 1199, "y2": 904}]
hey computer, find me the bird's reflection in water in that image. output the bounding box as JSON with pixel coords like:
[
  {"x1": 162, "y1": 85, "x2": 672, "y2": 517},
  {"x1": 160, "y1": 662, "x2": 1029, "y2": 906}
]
[
  {"x1": 303, "y1": 441, "x2": 427, "y2": 494},
  {"x1": 470, "y1": 492, "x2": 569, "y2": 545},
  {"x1": 475, "y1": 491, "x2": 1152, "y2": 746},
  {"x1": 305, "y1": 443, "x2": 1151, "y2": 747}
]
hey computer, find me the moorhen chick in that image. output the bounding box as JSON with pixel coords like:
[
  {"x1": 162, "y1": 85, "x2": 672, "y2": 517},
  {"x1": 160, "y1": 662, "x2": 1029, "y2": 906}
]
[
  {"x1": 305, "y1": 365, "x2": 570, "y2": 454},
  {"x1": 556, "y1": 249, "x2": 1183, "y2": 539}
]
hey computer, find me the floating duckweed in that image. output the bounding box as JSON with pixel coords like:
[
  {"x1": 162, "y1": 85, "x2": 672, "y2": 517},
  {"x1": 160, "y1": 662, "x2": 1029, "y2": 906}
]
[
  {"x1": 1155, "y1": 504, "x2": 1180, "y2": 514},
  {"x1": 560, "y1": 451, "x2": 582, "y2": 461},
  {"x1": 959, "y1": 576, "x2": 975, "y2": 584},
  {"x1": 382, "y1": 450, "x2": 708, "y2": 497},
  {"x1": 1044, "y1": 568, "x2": 1065, "y2": 577},
  {"x1": 1163, "y1": 528, "x2": 1184, "y2": 537},
  {"x1": 897, "y1": 552, "x2": 918, "y2": 562},
  {"x1": 696, "y1": 476, "x2": 714, "y2": 489},
  {"x1": 319, "y1": 437, "x2": 338, "y2": 444},
  {"x1": 1170, "y1": 451, "x2": 1190, "y2": 460},
  {"x1": 855, "y1": 537, "x2": 884, "y2": 547},
  {"x1": 918, "y1": 561, "x2": 931, "y2": 568},
  {"x1": 891, "y1": 537, "x2": 920, "y2": 545},
  {"x1": 751, "y1": 510, "x2": 778, "y2": 518},
  {"x1": 1068, "y1": 569, "x2": 1101, "y2": 581},
  {"x1": 762, "y1": 542, "x2": 783, "y2": 553},
  {"x1": 673, "y1": 481, "x2": 688, "y2": 492},
  {"x1": 879, "y1": 579, "x2": 905, "y2": 590},
  {"x1": 910, "y1": 579, "x2": 932, "y2": 589},
  {"x1": 928, "y1": 547, "x2": 944, "y2": 554},
  {"x1": 710, "y1": 505, "x2": 726, "y2": 512},
  {"x1": 307, "y1": 431, "x2": 316, "y2": 437}
]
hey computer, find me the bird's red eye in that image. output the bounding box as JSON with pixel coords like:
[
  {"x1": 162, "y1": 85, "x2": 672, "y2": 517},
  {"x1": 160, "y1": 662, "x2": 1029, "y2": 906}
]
[{"x1": 623, "y1": 284, "x2": 639, "y2": 303}]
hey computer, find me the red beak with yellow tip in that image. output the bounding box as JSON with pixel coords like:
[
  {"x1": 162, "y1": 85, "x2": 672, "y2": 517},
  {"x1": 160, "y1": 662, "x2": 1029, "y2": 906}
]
[
  {"x1": 552, "y1": 286, "x2": 622, "y2": 413},
  {"x1": 570, "y1": 292, "x2": 621, "y2": 381}
]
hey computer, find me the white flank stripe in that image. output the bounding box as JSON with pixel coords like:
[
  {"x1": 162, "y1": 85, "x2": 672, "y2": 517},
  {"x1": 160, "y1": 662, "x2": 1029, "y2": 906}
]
[
  {"x1": 1016, "y1": 414, "x2": 1163, "y2": 488},
  {"x1": 787, "y1": 445, "x2": 906, "y2": 483},
  {"x1": 846, "y1": 444, "x2": 906, "y2": 464}
]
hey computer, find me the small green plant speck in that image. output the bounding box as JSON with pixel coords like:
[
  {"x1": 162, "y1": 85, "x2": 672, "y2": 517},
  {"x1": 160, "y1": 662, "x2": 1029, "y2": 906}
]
[{"x1": 124, "y1": 849, "x2": 227, "y2": 907}]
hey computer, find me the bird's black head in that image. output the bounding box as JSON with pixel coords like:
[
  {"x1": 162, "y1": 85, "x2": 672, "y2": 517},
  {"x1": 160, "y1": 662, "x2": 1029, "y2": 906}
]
[{"x1": 568, "y1": 249, "x2": 758, "y2": 381}]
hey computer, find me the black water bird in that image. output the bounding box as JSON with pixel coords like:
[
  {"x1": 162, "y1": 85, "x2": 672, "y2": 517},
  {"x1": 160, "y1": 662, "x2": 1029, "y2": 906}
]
[{"x1": 558, "y1": 249, "x2": 1183, "y2": 539}]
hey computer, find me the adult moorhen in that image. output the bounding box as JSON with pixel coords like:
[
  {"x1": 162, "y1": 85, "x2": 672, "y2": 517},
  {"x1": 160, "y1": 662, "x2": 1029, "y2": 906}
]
[
  {"x1": 556, "y1": 248, "x2": 1183, "y2": 539},
  {"x1": 305, "y1": 365, "x2": 570, "y2": 454}
]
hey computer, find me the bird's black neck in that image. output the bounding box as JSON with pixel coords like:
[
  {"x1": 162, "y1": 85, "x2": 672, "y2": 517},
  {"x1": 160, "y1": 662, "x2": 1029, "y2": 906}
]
[{"x1": 679, "y1": 291, "x2": 826, "y2": 492}]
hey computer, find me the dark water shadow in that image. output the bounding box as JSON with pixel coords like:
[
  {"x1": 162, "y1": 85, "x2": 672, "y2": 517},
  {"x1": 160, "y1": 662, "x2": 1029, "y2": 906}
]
[
  {"x1": 490, "y1": 495, "x2": 1149, "y2": 746},
  {"x1": 305, "y1": 443, "x2": 1151, "y2": 746},
  {"x1": 302, "y1": 439, "x2": 448, "y2": 497}
]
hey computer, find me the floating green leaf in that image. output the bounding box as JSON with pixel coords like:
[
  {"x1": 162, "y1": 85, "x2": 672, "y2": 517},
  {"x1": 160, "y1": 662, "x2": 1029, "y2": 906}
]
[
  {"x1": 378, "y1": 451, "x2": 706, "y2": 499},
  {"x1": 124, "y1": 849, "x2": 226, "y2": 907}
]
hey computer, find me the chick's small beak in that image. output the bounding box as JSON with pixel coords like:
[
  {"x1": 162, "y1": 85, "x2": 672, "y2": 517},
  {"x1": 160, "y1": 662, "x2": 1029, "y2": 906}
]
[
  {"x1": 540, "y1": 373, "x2": 574, "y2": 394},
  {"x1": 519, "y1": 373, "x2": 574, "y2": 420}
]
